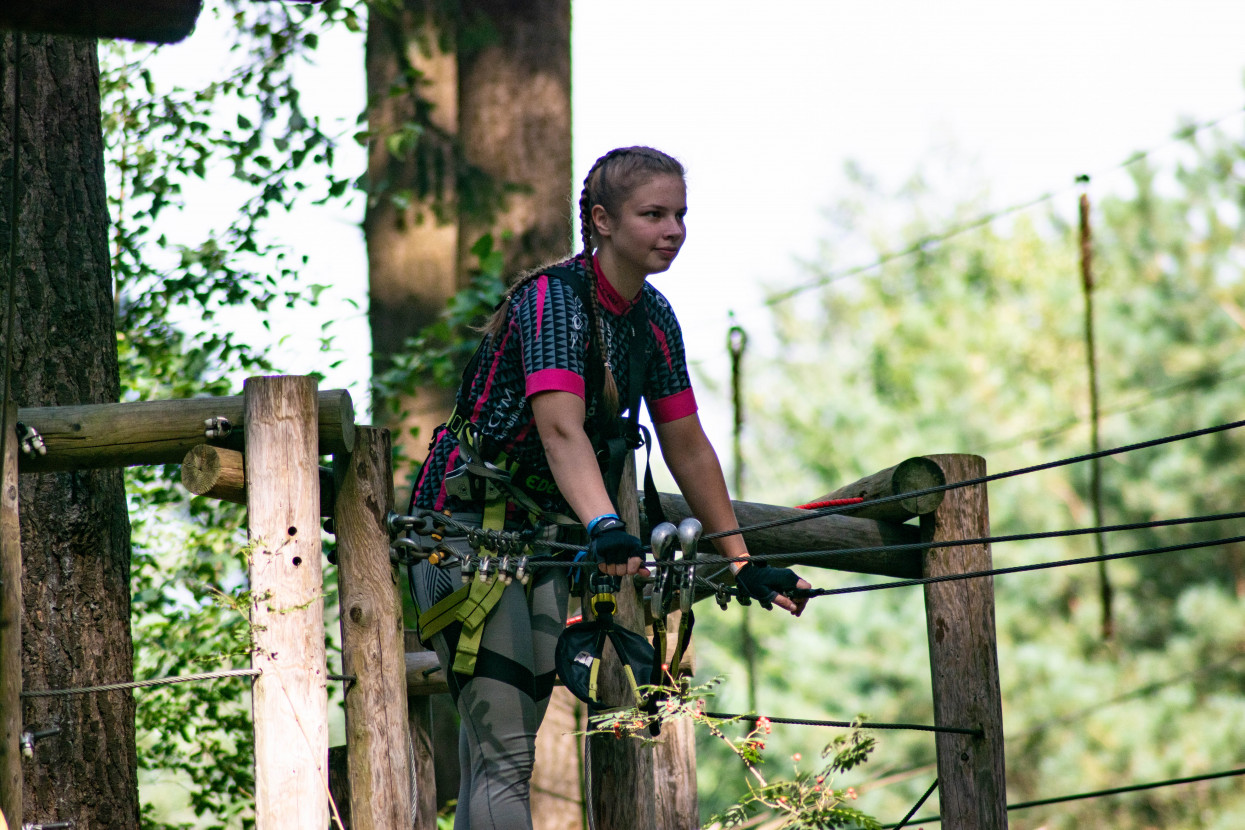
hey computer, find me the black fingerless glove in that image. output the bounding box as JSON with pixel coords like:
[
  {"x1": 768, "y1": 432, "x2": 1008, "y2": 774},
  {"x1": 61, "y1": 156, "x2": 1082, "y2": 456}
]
[
  {"x1": 734, "y1": 559, "x2": 800, "y2": 609},
  {"x1": 588, "y1": 515, "x2": 642, "y2": 566}
]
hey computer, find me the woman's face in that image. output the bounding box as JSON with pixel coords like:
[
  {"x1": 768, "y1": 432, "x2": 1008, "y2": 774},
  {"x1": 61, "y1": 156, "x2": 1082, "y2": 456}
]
[{"x1": 595, "y1": 173, "x2": 687, "y2": 279}]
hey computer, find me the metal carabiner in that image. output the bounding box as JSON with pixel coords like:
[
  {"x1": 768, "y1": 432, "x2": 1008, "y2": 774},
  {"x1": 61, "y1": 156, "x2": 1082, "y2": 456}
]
[
  {"x1": 648, "y1": 522, "x2": 679, "y2": 620},
  {"x1": 676, "y1": 518, "x2": 703, "y2": 615}
]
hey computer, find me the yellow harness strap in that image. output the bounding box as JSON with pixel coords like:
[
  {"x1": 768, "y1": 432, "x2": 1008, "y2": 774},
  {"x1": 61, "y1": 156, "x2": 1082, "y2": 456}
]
[{"x1": 415, "y1": 498, "x2": 514, "y2": 676}]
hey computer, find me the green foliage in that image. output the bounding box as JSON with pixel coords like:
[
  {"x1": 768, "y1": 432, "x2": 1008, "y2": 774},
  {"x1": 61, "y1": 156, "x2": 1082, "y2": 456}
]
[
  {"x1": 584, "y1": 679, "x2": 882, "y2": 829},
  {"x1": 717, "y1": 126, "x2": 1245, "y2": 827}
]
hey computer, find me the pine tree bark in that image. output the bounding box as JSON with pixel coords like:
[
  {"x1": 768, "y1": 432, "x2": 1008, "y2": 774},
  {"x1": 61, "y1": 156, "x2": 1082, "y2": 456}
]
[
  {"x1": 364, "y1": 0, "x2": 572, "y2": 468},
  {"x1": 457, "y1": 0, "x2": 572, "y2": 274},
  {"x1": 365, "y1": 0, "x2": 461, "y2": 467},
  {"x1": 0, "y1": 33, "x2": 139, "y2": 829}
]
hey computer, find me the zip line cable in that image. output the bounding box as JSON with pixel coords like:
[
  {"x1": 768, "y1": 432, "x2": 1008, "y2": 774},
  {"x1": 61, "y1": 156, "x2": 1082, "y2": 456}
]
[
  {"x1": 780, "y1": 532, "x2": 1245, "y2": 601},
  {"x1": 884, "y1": 765, "x2": 1245, "y2": 828},
  {"x1": 700, "y1": 712, "x2": 980, "y2": 737},
  {"x1": 766, "y1": 104, "x2": 1245, "y2": 307},
  {"x1": 399, "y1": 417, "x2": 1245, "y2": 567},
  {"x1": 891, "y1": 778, "x2": 939, "y2": 830},
  {"x1": 21, "y1": 668, "x2": 261, "y2": 698},
  {"x1": 689, "y1": 508, "x2": 1245, "y2": 571}
]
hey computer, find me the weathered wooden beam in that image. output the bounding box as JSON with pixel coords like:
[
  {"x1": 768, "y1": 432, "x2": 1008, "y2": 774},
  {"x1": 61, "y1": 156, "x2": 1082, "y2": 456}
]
[
  {"x1": 812, "y1": 456, "x2": 946, "y2": 523},
  {"x1": 921, "y1": 454, "x2": 1008, "y2": 829},
  {"x1": 652, "y1": 493, "x2": 923, "y2": 578},
  {"x1": 181, "y1": 444, "x2": 337, "y2": 516},
  {"x1": 0, "y1": 0, "x2": 202, "y2": 44},
  {"x1": 0, "y1": 403, "x2": 22, "y2": 826},
  {"x1": 245, "y1": 376, "x2": 329, "y2": 830},
  {"x1": 333, "y1": 427, "x2": 411, "y2": 830},
  {"x1": 17, "y1": 388, "x2": 355, "y2": 473}
]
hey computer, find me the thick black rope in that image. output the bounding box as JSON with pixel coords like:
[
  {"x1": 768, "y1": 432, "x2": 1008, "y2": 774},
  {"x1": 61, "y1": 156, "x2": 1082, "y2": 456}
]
[
  {"x1": 396, "y1": 419, "x2": 1245, "y2": 571},
  {"x1": 685, "y1": 508, "x2": 1245, "y2": 571},
  {"x1": 702, "y1": 712, "x2": 981, "y2": 737},
  {"x1": 409, "y1": 507, "x2": 1245, "y2": 577},
  {"x1": 891, "y1": 778, "x2": 939, "y2": 830},
  {"x1": 884, "y1": 766, "x2": 1245, "y2": 827}
]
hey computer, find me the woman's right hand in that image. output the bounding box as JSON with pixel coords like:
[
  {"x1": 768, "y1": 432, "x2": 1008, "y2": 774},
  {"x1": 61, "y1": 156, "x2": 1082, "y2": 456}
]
[{"x1": 589, "y1": 516, "x2": 645, "y2": 576}]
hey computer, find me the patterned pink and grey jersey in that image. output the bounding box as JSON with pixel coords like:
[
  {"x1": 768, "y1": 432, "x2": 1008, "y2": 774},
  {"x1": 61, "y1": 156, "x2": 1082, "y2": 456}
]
[{"x1": 411, "y1": 256, "x2": 697, "y2": 518}]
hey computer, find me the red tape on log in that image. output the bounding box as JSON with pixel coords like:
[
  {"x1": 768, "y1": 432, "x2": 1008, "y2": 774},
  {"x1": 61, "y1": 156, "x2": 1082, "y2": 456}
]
[{"x1": 794, "y1": 497, "x2": 865, "y2": 510}]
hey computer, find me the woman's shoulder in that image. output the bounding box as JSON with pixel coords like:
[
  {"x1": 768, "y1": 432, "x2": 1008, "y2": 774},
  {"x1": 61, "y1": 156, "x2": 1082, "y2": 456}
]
[
  {"x1": 510, "y1": 257, "x2": 591, "y2": 307},
  {"x1": 641, "y1": 282, "x2": 679, "y2": 320}
]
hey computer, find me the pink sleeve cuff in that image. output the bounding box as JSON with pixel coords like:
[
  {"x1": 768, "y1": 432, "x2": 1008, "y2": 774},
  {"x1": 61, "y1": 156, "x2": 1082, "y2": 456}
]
[
  {"x1": 647, "y1": 388, "x2": 698, "y2": 424},
  {"x1": 526, "y1": 368, "x2": 586, "y2": 399}
]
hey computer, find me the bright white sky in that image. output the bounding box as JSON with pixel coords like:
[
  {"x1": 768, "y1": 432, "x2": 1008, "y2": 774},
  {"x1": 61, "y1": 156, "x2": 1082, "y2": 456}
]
[{"x1": 164, "y1": 0, "x2": 1245, "y2": 459}]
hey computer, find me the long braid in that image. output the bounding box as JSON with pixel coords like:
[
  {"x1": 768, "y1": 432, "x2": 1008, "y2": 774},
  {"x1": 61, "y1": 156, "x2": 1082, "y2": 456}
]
[{"x1": 578, "y1": 156, "x2": 622, "y2": 415}]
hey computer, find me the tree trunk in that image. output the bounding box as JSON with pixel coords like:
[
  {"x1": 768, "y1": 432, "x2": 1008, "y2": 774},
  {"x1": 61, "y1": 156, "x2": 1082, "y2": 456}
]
[
  {"x1": 365, "y1": 0, "x2": 461, "y2": 469},
  {"x1": 0, "y1": 32, "x2": 139, "y2": 829},
  {"x1": 457, "y1": 0, "x2": 572, "y2": 274},
  {"x1": 364, "y1": 0, "x2": 573, "y2": 471},
  {"x1": 365, "y1": 6, "x2": 573, "y2": 823}
]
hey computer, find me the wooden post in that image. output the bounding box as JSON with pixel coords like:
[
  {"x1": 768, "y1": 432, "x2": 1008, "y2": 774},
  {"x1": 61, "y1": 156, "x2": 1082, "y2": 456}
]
[
  {"x1": 921, "y1": 454, "x2": 1007, "y2": 829},
  {"x1": 333, "y1": 427, "x2": 412, "y2": 830},
  {"x1": 587, "y1": 457, "x2": 658, "y2": 830},
  {"x1": 244, "y1": 376, "x2": 330, "y2": 830},
  {"x1": 586, "y1": 457, "x2": 699, "y2": 829},
  {"x1": 0, "y1": 403, "x2": 22, "y2": 826},
  {"x1": 531, "y1": 687, "x2": 584, "y2": 830}
]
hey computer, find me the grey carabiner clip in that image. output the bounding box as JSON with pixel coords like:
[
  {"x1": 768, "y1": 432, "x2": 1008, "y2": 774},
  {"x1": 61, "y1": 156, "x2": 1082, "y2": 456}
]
[{"x1": 676, "y1": 518, "x2": 702, "y2": 615}]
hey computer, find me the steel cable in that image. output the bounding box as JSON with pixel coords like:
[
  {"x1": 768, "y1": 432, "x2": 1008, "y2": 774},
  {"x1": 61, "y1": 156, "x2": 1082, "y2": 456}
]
[{"x1": 883, "y1": 765, "x2": 1245, "y2": 827}]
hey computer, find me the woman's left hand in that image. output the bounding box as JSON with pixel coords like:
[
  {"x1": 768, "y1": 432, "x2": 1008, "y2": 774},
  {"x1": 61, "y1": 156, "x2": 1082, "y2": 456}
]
[{"x1": 735, "y1": 560, "x2": 811, "y2": 617}]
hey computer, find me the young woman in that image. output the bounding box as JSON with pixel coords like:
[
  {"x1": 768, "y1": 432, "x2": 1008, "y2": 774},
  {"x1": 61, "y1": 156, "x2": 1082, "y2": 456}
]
[{"x1": 408, "y1": 146, "x2": 810, "y2": 829}]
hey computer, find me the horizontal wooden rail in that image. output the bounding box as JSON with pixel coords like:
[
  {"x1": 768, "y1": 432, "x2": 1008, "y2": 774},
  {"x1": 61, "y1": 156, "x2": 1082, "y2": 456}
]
[
  {"x1": 181, "y1": 444, "x2": 338, "y2": 517},
  {"x1": 16, "y1": 388, "x2": 354, "y2": 473},
  {"x1": 812, "y1": 456, "x2": 946, "y2": 523},
  {"x1": 651, "y1": 493, "x2": 923, "y2": 578}
]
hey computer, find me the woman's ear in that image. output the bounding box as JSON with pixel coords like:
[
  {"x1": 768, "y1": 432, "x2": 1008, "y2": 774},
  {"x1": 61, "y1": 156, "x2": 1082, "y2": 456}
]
[{"x1": 591, "y1": 204, "x2": 612, "y2": 239}]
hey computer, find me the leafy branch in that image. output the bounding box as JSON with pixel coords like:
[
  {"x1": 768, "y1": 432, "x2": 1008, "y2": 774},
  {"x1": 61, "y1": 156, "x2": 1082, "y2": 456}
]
[{"x1": 585, "y1": 678, "x2": 881, "y2": 829}]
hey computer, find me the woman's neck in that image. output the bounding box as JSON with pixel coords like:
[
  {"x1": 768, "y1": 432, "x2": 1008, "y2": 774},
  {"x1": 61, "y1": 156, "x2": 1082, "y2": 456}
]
[{"x1": 594, "y1": 249, "x2": 647, "y2": 301}]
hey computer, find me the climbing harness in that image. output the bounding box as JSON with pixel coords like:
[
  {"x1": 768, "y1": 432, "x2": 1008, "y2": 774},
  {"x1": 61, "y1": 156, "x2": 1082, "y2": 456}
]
[{"x1": 412, "y1": 508, "x2": 547, "y2": 676}]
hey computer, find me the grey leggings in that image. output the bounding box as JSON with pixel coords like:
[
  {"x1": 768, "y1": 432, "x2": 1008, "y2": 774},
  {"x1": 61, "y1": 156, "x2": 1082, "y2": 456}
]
[{"x1": 412, "y1": 550, "x2": 570, "y2": 830}]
